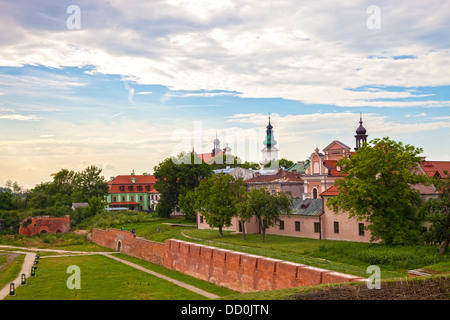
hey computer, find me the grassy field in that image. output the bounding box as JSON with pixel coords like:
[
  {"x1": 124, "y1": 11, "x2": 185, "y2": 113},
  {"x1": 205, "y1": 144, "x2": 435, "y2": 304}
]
[
  {"x1": 4, "y1": 254, "x2": 229, "y2": 300},
  {"x1": 1, "y1": 211, "x2": 449, "y2": 301},
  {"x1": 0, "y1": 253, "x2": 24, "y2": 290}
]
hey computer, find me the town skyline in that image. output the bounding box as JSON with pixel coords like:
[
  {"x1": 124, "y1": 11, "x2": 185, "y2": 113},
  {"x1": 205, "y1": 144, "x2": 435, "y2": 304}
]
[{"x1": 0, "y1": 0, "x2": 449, "y2": 189}]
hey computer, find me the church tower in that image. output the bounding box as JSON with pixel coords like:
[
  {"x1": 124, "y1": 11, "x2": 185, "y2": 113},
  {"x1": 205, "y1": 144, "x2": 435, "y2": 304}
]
[
  {"x1": 261, "y1": 114, "x2": 279, "y2": 165},
  {"x1": 212, "y1": 132, "x2": 222, "y2": 157},
  {"x1": 355, "y1": 113, "x2": 368, "y2": 150}
]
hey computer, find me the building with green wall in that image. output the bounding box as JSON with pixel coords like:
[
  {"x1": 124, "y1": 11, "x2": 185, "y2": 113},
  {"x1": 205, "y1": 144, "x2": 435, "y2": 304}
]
[{"x1": 106, "y1": 172, "x2": 160, "y2": 211}]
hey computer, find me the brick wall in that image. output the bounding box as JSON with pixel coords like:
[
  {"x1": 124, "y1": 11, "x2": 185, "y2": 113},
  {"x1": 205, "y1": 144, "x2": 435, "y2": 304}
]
[
  {"x1": 92, "y1": 228, "x2": 165, "y2": 265},
  {"x1": 163, "y1": 239, "x2": 366, "y2": 293},
  {"x1": 19, "y1": 216, "x2": 71, "y2": 236},
  {"x1": 91, "y1": 229, "x2": 366, "y2": 292}
]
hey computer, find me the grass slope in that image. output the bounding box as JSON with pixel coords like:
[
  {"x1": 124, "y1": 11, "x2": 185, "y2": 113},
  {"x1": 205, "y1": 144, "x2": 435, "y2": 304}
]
[{"x1": 5, "y1": 255, "x2": 209, "y2": 300}]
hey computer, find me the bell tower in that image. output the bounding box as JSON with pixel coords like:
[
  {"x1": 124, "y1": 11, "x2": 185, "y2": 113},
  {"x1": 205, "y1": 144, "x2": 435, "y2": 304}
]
[
  {"x1": 355, "y1": 113, "x2": 368, "y2": 150},
  {"x1": 261, "y1": 114, "x2": 279, "y2": 165}
]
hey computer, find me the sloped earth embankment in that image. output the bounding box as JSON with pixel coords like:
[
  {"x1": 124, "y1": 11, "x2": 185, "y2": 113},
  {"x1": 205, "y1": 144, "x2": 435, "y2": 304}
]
[{"x1": 286, "y1": 276, "x2": 449, "y2": 300}]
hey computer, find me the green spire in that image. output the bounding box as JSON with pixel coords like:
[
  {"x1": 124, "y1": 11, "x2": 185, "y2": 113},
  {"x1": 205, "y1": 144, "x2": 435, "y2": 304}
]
[{"x1": 263, "y1": 114, "x2": 276, "y2": 149}]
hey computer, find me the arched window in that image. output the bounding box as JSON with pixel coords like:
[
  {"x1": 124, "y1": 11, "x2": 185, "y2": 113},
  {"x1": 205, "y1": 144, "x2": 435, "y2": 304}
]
[{"x1": 312, "y1": 188, "x2": 318, "y2": 199}]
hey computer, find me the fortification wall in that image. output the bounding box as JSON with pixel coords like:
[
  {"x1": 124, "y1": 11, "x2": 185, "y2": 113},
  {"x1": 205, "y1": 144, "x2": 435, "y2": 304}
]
[
  {"x1": 19, "y1": 216, "x2": 71, "y2": 236},
  {"x1": 91, "y1": 229, "x2": 365, "y2": 292},
  {"x1": 92, "y1": 228, "x2": 165, "y2": 265},
  {"x1": 163, "y1": 239, "x2": 365, "y2": 293}
]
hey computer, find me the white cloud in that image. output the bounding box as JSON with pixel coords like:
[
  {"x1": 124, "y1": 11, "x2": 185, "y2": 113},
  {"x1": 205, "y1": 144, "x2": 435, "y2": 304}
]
[
  {"x1": 0, "y1": 1, "x2": 449, "y2": 107},
  {"x1": 0, "y1": 114, "x2": 41, "y2": 121}
]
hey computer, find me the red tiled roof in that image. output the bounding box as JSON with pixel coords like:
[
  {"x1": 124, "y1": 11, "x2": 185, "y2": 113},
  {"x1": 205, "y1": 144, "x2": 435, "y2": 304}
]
[
  {"x1": 320, "y1": 185, "x2": 340, "y2": 196},
  {"x1": 244, "y1": 169, "x2": 303, "y2": 184},
  {"x1": 420, "y1": 161, "x2": 450, "y2": 178},
  {"x1": 197, "y1": 151, "x2": 224, "y2": 164},
  {"x1": 108, "y1": 175, "x2": 157, "y2": 194},
  {"x1": 322, "y1": 160, "x2": 347, "y2": 177}
]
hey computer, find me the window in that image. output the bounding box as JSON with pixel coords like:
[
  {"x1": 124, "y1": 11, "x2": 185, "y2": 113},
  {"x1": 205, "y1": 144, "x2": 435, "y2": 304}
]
[
  {"x1": 359, "y1": 223, "x2": 365, "y2": 236},
  {"x1": 312, "y1": 188, "x2": 318, "y2": 199},
  {"x1": 122, "y1": 196, "x2": 126, "y2": 202},
  {"x1": 131, "y1": 196, "x2": 134, "y2": 201},
  {"x1": 200, "y1": 216, "x2": 204, "y2": 223},
  {"x1": 334, "y1": 222, "x2": 339, "y2": 234},
  {"x1": 279, "y1": 220, "x2": 284, "y2": 230},
  {"x1": 295, "y1": 221, "x2": 301, "y2": 232},
  {"x1": 314, "y1": 222, "x2": 321, "y2": 233},
  {"x1": 113, "y1": 196, "x2": 117, "y2": 202},
  {"x1": 139, "y1": 195, "x2": 143, "y2": 201},
  {"x1": 313, "y1": 162, "x2": 319, "y2": 174}
]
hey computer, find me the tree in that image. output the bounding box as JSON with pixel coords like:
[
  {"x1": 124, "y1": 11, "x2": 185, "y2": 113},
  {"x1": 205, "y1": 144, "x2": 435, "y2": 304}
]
[
  {"x1": 0, "y1": 191, "x2": 13, "y2": 210},
  {"x1": 239, "y1": 188, "x2": 293, "y2": 242},
  {"x1": 26, "y1": 166, "x2": 108, "y2": 209},
  {"x1": 264, "y1": 158, "x2": 294, "y2": 169},
  {"x1": 153, "y1": 152, "x2": 213, "y2": 218},
  {"x1": 326, "y1": 137, "x2": 428, "y2": 245},
  {"x1": 420, "y1": 171, "x2": 450, "y2": 255},
  {"x1": 178, "y1": 190, "x2": 197, "y2": 221},
  {"x1": 194, "y1": 174, "x2": 246, "y2": 237},
  {"x1": 75, "y1": 165, "x2": 109, "y2": 201}
]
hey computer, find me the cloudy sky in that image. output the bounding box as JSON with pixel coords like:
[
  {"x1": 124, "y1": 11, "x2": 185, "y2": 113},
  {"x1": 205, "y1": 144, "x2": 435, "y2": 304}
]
[{"x1": 0, "y1": 0, "x2": 449, "y2": 189}]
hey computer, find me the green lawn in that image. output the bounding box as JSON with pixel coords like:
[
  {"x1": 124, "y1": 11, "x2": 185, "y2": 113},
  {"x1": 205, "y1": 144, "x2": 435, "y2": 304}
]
[
  {"x1": 0, "y1": 253, "x2": 24, "y2": 290},
  {"x1": 109, "y1": 219, "x2": 449, "y2": 276},
  {"x1": 4, "y1": 254, "x2": 212, "y2": 300}
]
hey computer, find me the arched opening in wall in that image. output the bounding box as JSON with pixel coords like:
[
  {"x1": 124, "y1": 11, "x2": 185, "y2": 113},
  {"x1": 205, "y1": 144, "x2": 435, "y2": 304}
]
[
  {"x1": 116, "y1": 240, "x2": 122, "y2": 252},
  {"x1": 56, "y1": 230, "x2": 61, "y2": 234},
  {"x1": 40, "y1": 230, "x2": 47, "y2": 234},
  {"x1": 312, "y1": 188, "x2": 318, "y2": 199}
]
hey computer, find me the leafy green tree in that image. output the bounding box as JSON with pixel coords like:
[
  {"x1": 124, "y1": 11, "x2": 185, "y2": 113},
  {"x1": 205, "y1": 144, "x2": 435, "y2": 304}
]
[
  {"x1": 26, "y1": 166, "x2": 108, "y2": 209},
  {"x1": 264, "y1": 158, "x2": 294, "y2": 169},
  {"x1": 154, "y1": 152, "x2": 213, "y2": 218},
  {"x1": 420, "y1": 171, "x2": 450, "y2": 254},
  {"x1": 238, "y1": 188, "x2": 293, "y2": 242},
  {"x1": 194, "y1": 174, "x2": 246, "y2": 237},
  {"x1": 326, "y1": 137, "x2": 428, "y2": 245},
  {"x1": 210, "y1": 155, "x2": 260, "y2": 170},
  {"x1": 0, "y1": 191, "x2": 13, "y2": 210},
  {"x1": 178, "y1": 190, "x2": 197, "y2": 221},
  {"x1": 75, "y1": 165, "x2": 109, "y2": 201}
]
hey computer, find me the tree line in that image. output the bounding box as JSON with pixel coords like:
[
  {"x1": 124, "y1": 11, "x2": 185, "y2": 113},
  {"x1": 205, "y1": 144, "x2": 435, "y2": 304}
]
[{"x1": 0, "y1": 165, "x2": 108, "y2": 233}]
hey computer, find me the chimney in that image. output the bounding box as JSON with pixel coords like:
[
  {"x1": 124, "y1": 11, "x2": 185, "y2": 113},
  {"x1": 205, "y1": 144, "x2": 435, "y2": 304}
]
[
  {"x1": 282, "y1": 170, "x2": 287, "y2": 176},
  {"x1": 292, "y1": 169, "x2": 297, "y2": 174},
  {"x1": 255, "y1": 172, "x2": 260, "y2": 177}
]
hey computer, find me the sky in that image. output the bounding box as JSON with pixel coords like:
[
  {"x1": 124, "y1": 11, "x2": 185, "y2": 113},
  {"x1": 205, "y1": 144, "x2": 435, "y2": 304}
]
[{"x1": 0, "y1": 0, "x2": 449, "y2": 189}]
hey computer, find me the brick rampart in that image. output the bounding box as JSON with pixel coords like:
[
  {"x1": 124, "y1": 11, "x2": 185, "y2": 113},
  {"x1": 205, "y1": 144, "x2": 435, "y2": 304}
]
[
  {"x1": 92, "y1": 228, "x2": 165, "y2": 265},
  {"x1": 19, "y1": 216, "x2": 71, "y2": 236},
  {"x1": 163, "y1": 239, "x2": 366, "y2": 293},
  {"x1": 91, "y1": 229, "x2": 366, "y2": 292}
]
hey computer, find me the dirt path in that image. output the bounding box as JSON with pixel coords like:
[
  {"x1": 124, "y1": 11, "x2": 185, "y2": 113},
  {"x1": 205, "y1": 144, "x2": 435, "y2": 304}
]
[
  {"x1": 104, "y1": 254, "x2": 219, "y2": 299},
  {"x1": 0, "y1": 252, "x2": 35, "y2": 300}
]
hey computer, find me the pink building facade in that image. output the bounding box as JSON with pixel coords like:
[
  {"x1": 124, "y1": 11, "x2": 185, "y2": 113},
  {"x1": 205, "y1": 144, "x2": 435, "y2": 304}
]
[{"x1": 197, "y1": 115, "x2": 450, "y2": 244}]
